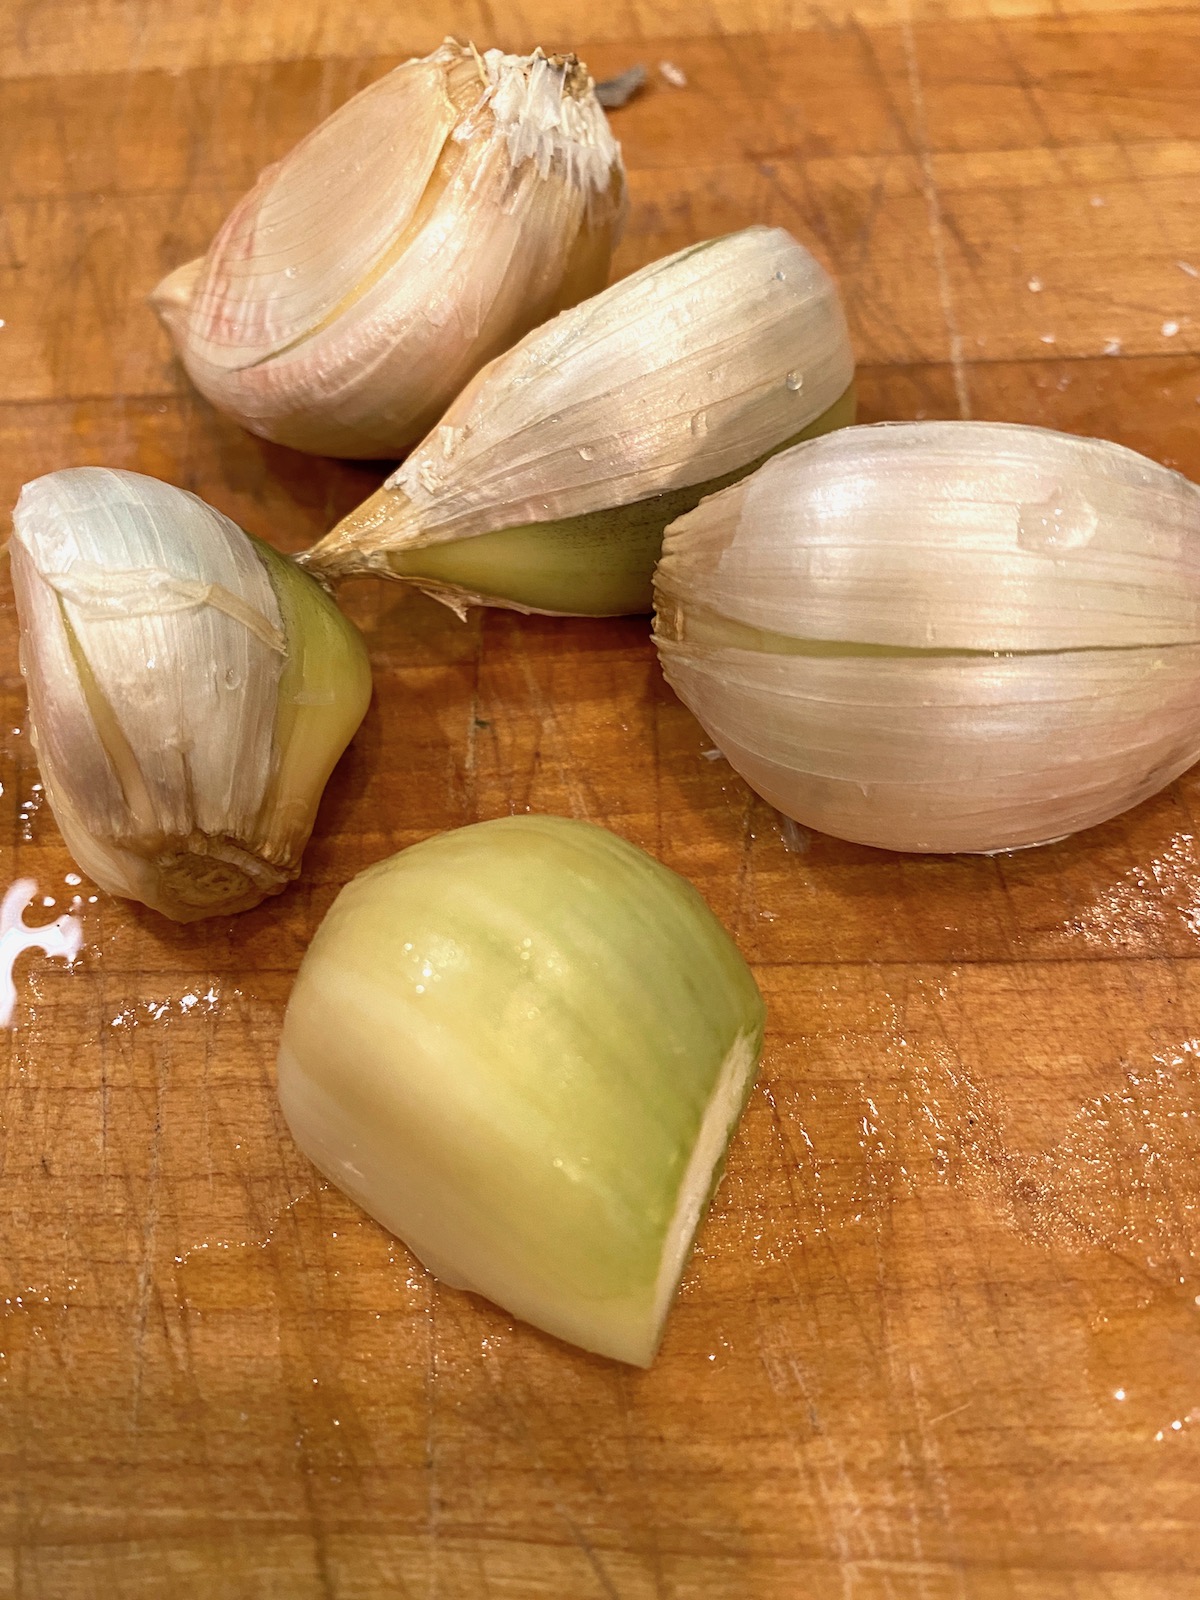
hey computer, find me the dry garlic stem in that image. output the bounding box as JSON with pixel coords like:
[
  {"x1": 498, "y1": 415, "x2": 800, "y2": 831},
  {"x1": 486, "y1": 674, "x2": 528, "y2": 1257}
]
[
  {"x1": 301, "y1": 226, "x2": 855, "y2": 616},
  {"x1": 152, "y1": 40, "x2": 625, "y2": 458},
  {"x1": 11, "y1": 469, "x2": 371, "y2": 920}
]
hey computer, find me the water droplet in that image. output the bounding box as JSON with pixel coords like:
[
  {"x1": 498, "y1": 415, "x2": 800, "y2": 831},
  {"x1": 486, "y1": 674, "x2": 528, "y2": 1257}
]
[
  {"x1": 1027, "y1": 276, "x2": 1043, "y2": 292},
  {"x1": 224, "y1": 666, "x2": 241, "y2": 690},
  {"x1": 779, "y1": 816, "x2": 810, "y2": 854},
  {"x1": 785, "y1": 370, "x2": 804, "y2": 392},
  {"x1": 1017, "y1": 485, "x2": 1099, "y2": 554},
  {"x1": 284, "y1": 265, "x2": 298, "y2": 279},
  {"x1": 578, "y1": 446, "x2": 595, "y2": 461},
  {"x1": 690, "y1": 411, "x2": 709, "y2": 437},
  {"x1": 1162, "y1": 320, "x2": 1180, "y2": 338},
  {"x1": 0, "y1": 881, "x2": 84, "y2": 1028}
]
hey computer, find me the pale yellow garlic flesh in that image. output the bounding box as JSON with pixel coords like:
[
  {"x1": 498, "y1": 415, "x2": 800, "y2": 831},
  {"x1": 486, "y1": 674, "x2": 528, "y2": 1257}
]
[
  {"x1": 653, "y1": 422, "x2": 1200, "y2": 854},
  {"x1": 277, "y1": 816, "x2": 765, "y2": 1366},
  {"x1": 10, "y1": 468, "x2": 371, "y2": 920},
  {"x1": 302, "y1": 226, "x2": 856, "y2": 615},
  {"x1": 151, "y1": 41, "x2": 625, "y2": 458}
]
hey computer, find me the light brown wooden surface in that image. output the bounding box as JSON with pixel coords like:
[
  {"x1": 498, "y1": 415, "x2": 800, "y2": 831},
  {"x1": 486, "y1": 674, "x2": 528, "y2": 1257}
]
[{"x1": 2, "y1": 2, "x2": 1200, "y2": 1595}]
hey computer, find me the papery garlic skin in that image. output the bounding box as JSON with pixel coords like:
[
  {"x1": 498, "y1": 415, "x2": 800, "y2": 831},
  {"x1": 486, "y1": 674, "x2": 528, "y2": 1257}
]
[
  {"x1": 151, "y1": 41, "x2": 625, "y2": 459},
  {"x1": 11, "y1": 469, "x2": 371, "y2": 920},
  {"x1": 653, "y1": 422, "x2": 1200, "y2": 854},
  {"x1": 302, "y1": 226, "x2": 856, "y2": 615},
  {"x1": 277, "y1": 816, "x2": 765, "y2": 1366}
]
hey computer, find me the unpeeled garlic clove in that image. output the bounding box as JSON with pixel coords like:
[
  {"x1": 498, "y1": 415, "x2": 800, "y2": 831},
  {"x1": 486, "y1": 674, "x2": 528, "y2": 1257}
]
[
  {"x1": 653, "y1": 421, "x2": 1200, "y2": 853},
  {"x1": 10, "y1": 468, "x2": 372, "y2": 920},
  {"x1": 151, "y1": 40, "x2": 625, "y2": 459},
  {"x1": 301, "y1": 226, "x2": 856, "y2": 615}
]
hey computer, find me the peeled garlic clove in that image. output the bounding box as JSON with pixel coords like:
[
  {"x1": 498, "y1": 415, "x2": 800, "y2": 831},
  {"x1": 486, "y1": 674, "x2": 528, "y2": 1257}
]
[
  {"x1": 151, "y1": 41, "x2": 625, "y2": 459},
  {"x1": 277, "y1": 816, "x2": 765, "y2": 1365},
  {"x1": 653, "y1": 421, "x2": 1200, "y2": 853},
  {"x1": 10, "y1": 468, "x2": 371, "y2": 920},
  {"x1": 301, "y1": 226, "x2": 856, "y2": 615}
]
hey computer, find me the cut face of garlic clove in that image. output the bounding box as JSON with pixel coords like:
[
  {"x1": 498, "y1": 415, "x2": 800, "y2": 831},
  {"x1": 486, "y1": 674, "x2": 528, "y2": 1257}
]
[
  {"x1": 653, "y1": 422, "x2": 1200, "y2": 853},
  {"x1": 151, "y1": 40, "x2": 625, "y2": 459},
  {"x1": 277, "y1": 816, "x2": 765, "y2": 1366},
  {"x1": 11, "y1": 468, "x2": 371, "y2": 920},
  {"x1": 302, "y1": 226, "x2": 856, "y2": 615}
]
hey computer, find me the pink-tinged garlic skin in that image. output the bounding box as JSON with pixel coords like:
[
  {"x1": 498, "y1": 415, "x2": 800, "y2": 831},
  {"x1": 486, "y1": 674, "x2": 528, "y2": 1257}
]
[
  {"x1": 654, "y1": 421, "x2": 1200, "y2": 854},
  {"x1": 151, "y1": 42, "x2": 625, "y2": 459}
]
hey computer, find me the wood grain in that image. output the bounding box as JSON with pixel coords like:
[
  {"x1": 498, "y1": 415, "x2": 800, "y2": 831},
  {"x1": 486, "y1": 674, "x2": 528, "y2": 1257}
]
[
  {"x1": 2, "y1": 2, "x2": 1200, "y2": 1595},
  {"x1": 4, "y1": 0, "x2": 1198, "y2": 80}
]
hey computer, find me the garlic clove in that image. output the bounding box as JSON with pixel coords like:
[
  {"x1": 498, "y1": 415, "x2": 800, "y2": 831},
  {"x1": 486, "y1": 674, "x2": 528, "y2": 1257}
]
[
  {"x1": 169, "y1": 51, "x2": 459, "y2": 372},
  {"x1": 301, "y1": 226, "x2": 856, "y2": 615},
  {"x1": 151, "y1": 41, "x2": 625, "y2": 459},
  {"x1": 11, "y1": 468, "x2": 371, "y2": 920},
  {"x1": 653, "y1": 422, "x2": 1200, "y2": 853},
  {"x1": 277, "y1": 816, "x2": 765, "y2": 1366}
]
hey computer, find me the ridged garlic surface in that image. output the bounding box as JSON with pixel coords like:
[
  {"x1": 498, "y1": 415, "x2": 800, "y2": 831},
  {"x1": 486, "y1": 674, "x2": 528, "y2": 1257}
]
[
  {"x1": 653, "y1": 422, "x2": 1200, "y2": 854},
  {"x1": 303, "y1": 226, "x2": 856, "y2": 615},
  {"x1": 151, "y1": 40, "x2": 625, "y2": 458},
  {"x1": 11, "y1": 469, "x2": 371, "y2": 920}
]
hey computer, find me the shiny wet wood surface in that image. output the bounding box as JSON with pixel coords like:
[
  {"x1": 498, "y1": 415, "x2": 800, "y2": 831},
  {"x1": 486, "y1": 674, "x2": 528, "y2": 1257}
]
[{"x1": 2, "y1": 0, "x2": 1199, "y2": 1593}]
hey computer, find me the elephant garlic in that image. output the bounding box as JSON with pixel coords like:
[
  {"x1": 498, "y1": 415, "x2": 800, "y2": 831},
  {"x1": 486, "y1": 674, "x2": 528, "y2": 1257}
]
[
  {"x1": 151, "y1": 40, "x2": 625, "y2": 458},
  {"x1": 277, "y1": 815, "x2": 765, "y2": 1365},
  {"x1": 301, "y1": 226, "x2": 855, "y2": 615},
  {"x1": 10, "y1": 468, "x2": 371, "y2": 920},
  {"x1": 653, "y1": 422, "x2": 1200, "y2": 854}
]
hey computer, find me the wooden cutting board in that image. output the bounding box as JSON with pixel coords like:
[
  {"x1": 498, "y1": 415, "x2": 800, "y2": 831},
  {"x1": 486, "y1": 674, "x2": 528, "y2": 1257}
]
[{"x1": 2, "y1": 1, "x2": 1199, "y2": 1594}]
